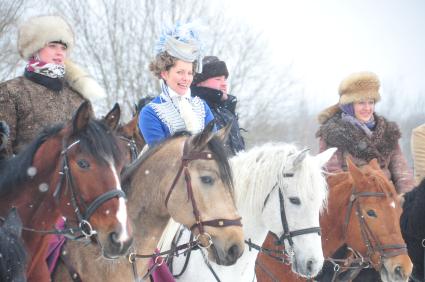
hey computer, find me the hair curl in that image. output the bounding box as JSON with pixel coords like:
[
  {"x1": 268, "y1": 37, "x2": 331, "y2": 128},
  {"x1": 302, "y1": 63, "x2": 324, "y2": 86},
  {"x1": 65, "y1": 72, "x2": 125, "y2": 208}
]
[{"x1": 149, "y1": 52, "x2": 196, "y2": 79}]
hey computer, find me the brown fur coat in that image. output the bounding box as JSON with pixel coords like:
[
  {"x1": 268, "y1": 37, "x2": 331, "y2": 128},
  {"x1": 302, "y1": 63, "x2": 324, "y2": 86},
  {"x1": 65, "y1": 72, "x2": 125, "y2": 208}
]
[{"x1": 316, "y1": 111, "x2": 414, "y2": 193}]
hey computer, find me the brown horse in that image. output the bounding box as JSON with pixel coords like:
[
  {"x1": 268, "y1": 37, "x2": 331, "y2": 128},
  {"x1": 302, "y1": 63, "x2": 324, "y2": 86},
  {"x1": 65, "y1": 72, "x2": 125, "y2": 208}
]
[
  {"x1": 0, "y1": 102, "x2": 133, "y2": 282},
  {"x1": 255, "y1": 158, "x2": 412, "y2": 282},
  {"x1": 102, "y1": 103, "x2": 146, "y2": 163},
  {"x1": 53, "y1": 123, "x2": 245, "y2": 281}
]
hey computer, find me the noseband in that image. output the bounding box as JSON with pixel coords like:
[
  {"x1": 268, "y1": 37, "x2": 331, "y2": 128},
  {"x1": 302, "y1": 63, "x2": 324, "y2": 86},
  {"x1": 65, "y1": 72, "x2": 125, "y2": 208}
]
[
  {"x1": 164, "y1": 138, "x2": 242, "y2": 244},
  {"x1": 342, "y1": 185, "x2": 407, "y2": 268},
  {"x1": 53, "y1": 139, "x2": 126, "y2": 237}
]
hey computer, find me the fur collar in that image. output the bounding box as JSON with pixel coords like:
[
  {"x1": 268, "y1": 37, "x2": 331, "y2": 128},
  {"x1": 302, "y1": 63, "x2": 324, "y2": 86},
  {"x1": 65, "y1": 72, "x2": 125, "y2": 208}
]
[
  {"x1": 64, "y1": 60, "x2": 105, "y2": 101},
  {"x1": 316, "y1": 113, "x2": 401, "y2": 163}
]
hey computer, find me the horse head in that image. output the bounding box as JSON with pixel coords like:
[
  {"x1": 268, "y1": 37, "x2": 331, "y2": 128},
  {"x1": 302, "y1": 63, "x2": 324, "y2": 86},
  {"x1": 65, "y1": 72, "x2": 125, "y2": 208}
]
[
  {"x1": 37, "y1": 101, "x2": 133, "y2": 259},
  {"x1": 324, "y1": 157, "x2": 412, "y2": 282},
  {"x1": 255, "y1": 146, "x2": 335, "y2": 277}
]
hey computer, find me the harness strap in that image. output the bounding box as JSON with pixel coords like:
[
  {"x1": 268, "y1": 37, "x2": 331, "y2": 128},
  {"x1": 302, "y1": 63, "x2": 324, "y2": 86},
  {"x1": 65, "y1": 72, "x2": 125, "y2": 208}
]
[
  {"x1": 190, "y1": 217, "x2": 242, "y2": 231},
  {"x1": 83, "y1": 189, "x2": 127, "y2": 220},
  {"x1": 60, "y1": 245, "x2": 83, "y2": 282}
]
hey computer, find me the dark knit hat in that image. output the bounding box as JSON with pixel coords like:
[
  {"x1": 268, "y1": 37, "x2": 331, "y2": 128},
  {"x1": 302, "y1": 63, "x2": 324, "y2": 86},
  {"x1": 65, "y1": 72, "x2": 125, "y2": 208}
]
[{"x1": 192, "y1": 56, "x2": 229, "y2": 85}]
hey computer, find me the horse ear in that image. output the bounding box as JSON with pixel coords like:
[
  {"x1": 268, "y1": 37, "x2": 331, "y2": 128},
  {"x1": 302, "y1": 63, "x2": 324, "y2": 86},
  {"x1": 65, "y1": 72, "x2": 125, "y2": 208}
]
[
  {"x1": 315, "y1": 147, "x2": 337, "y2": 168},
  {"x1": 3, "y1": 208, "x2": 23, "y2": 237},
  {"x1": 368, "y1": 158, "x2": 381, "y2": 170},
  {"x1": 293, "y1": 148, "x2": 310, "y2": 168},
  {"x1": 346, "y1": 156, "x2": 363, "y2": 179},
  {"x1": 102, "y1": 103, "x2": 121, "y2": 130},
  {"x1": 215, "y1": 123, "x2": 232, "y2": 143},
  {"x1": 191, "y1": 121, "x2": 215, "y2": 150},
  {"x1": 72, "y1": 101, "x2": 94, "y2": 133}
]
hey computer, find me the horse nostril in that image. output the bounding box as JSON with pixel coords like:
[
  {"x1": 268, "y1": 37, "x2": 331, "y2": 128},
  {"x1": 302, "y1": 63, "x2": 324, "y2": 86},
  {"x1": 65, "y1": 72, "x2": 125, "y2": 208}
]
[
  {"x1": 227, "y1": 244, "x2": 240, "y2": 261},
  {"x1": 109, "y1": 232, "x2": 120, "y2": 244},
  {"x1": 394, "y1": 265, "x2": 403, "y2": 278},
  {"x1": 306, "y1": 259, "x2": 314, "y2": 273}
]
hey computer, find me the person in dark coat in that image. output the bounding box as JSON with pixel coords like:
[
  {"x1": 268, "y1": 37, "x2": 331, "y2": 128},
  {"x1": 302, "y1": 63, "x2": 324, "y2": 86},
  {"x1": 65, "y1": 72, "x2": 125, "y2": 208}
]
[{"x1": 191, "y1": 56, "x2": 245, "y2": 155}]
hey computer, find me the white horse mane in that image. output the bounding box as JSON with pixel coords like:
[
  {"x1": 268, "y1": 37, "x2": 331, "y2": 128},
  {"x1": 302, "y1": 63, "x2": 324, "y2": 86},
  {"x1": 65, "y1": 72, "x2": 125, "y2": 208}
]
[{"x1": 231, "y1": 143, "x2": 328, "y2": 218}]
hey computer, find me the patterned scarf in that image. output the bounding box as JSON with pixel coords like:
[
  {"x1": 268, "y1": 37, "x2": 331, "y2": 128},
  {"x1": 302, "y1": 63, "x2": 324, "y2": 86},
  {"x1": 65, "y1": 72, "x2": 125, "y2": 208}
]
[
  {"x1": 26, "y1": 58, "x2": 65, "y2": 79},
  {"x1": 340, "y1": 104, "x2": 376, "y2": 137}
]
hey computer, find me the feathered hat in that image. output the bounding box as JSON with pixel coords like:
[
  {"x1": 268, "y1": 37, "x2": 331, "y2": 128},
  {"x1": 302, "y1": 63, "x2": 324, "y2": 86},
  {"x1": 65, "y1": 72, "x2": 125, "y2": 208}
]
[
  {"x1": 155, "y1": 21, "x2": 204, "y2": 73},
  {"x1": 318, "y1": 71, "x2": 381, "y2": 124}
]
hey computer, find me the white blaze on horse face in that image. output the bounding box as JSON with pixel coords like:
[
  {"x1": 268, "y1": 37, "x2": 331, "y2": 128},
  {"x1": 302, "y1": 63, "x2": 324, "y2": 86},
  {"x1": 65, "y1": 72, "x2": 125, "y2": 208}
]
[
  {"x1": 109, "y1": 163, "x2": 130, "y2": 242},
  {"x1": 390, "y1": 201, "x2": 396, "y2": 209}
]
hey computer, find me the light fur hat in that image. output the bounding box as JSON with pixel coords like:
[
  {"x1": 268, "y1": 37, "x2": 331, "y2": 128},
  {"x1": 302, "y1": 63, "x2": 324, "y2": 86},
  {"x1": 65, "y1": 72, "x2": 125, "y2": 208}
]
[
  {"x1": 338, "y1": 71, "x2": 381, "y2": 105},
  {"x1": 318, "y1": 71, "x2": 381, "y2": 124},
  {"x1": 18, "y1": 15, "x2": 74, "y2": 59}
]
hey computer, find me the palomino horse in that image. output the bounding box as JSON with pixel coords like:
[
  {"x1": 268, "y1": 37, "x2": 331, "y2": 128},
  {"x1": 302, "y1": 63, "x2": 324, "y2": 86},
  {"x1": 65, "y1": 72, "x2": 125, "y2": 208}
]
[
  {"x1": 166, "y1": 144, "x2": 337, "y2": 281},
  {"x1": 0, "y1": 208, "x2": 27, "y2": 282},
  {"x1": 0, "y1": 102, "x2": 133, "y2": 281},
  {"x1": 255, "y1": 158, "x2": 412, "y2": 282},
  {"x1": 400, "y1": 178, "x2": 425, "y2": 281},
  {"x1": 53, "y1": 123, "x2": 245, "y2": 281}
]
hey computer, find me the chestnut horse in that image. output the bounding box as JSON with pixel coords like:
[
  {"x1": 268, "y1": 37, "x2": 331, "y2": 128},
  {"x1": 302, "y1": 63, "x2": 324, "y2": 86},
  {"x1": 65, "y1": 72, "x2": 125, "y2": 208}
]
[
  {"x1": 0, "y1": 102, "x2": 133, "y2": 281},
  {"x1": 255, "y1": 158, "x2": 412, "y2": 282},
  {"x1": 0, "y1": 208, "x2": 27, "y2": 282},
  {"x1": 53, "y1": 123, "x2": 245, "y2": 281}
]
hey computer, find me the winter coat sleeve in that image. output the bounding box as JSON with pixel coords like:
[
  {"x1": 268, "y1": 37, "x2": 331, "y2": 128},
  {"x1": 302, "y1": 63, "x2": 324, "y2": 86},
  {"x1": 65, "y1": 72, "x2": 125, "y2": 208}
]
[
  {"x1": 139, "y1": 105, "x2": 167, "y2": 146},
  {"x1": 388, "y1": 143, "x2": 415, "y2": 193},
  {"x1": 203, "y1": 102, "x2": 216, "y2": 132},
  {"x1": 319, "y1": 137, "x2": 344, "y2": 173},
  {"x1": 0, "y1": 82, "x2": 18, "y2": 157},
  {"x1": 411, "y1": 123, "x2": 425, "y2": 185}
]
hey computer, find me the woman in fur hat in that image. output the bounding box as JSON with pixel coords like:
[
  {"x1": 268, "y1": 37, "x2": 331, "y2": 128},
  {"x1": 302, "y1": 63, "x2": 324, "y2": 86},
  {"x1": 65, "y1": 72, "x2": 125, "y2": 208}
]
[
  {"x1": 316, "y1": 71, "x2": 414, "y2": 193},
  {"x1": 0, "y1": 15, "x2": 105, "y2": 282},
  {"x1": 138, "y1": 22, "x2": 214, "y2": 146},
  {"x1": 0, "y1": 15, "x2": 105, "y2": 158}
]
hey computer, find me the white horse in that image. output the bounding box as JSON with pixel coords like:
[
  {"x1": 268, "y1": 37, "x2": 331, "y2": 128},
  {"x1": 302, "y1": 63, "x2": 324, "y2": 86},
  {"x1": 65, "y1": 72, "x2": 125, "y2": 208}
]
[{"x1": 160, "y1": 143, "x2": 336, "y2": 281}]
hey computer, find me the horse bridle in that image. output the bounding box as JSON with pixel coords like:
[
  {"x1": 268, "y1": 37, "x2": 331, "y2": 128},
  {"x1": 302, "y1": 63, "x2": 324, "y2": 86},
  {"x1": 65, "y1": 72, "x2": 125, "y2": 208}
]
[
  {"x1": 341, "y1": 185, "x2": 407, "y2": 270},
  {"x1": 52, "y1": 139, "x2": 127, "y2": 237},
  {"x1": 164, "y1": 138, "x2": 242, "y2": 246},
  {"x1": 246, "y1": 174, "x2": 321, "y2": 265},
  {"x1": 119, "y1": 136, "x2": 139, "y2": 163}
]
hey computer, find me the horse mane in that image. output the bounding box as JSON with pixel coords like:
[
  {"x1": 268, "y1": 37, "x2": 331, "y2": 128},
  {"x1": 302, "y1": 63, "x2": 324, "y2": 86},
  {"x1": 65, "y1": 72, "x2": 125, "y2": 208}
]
[
  {"x1": 231, "y1": 143, "x2": 328, "y2": 217},
  {"x1": 0, "y1": 219, "x2": 27, "y2": 281},
  {"x1": 0, "y1": 120, "x2": 122, "y2": 196},
  {"x1": 122, "y1": 131, "x2": 233, "y2": 194}
]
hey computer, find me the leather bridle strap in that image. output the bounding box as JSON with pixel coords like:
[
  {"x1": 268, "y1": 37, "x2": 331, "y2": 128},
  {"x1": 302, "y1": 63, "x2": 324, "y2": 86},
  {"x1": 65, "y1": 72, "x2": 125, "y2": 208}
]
[
  {"x1": 119, "y1": 136, "x2": 139, "y2": 162},
  {"x1": 164, "y1": 139, "x2": 242, "y2": 236}
]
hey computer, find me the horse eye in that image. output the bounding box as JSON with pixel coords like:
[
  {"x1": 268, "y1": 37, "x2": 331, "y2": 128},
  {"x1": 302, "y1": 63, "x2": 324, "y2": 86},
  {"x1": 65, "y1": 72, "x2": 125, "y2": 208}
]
[
  {"x1": 77, "y1": 159, "x2": 90, "y2": 169},
  {"x1": 367, "y1": 210, "x2": 377, "y2": 217},
  {"x1": 289, "y1": 197, "x2": 301, "y2": 205},
  {"x1": 200, "y1": 176, "x2": 214, "y2": 185}
]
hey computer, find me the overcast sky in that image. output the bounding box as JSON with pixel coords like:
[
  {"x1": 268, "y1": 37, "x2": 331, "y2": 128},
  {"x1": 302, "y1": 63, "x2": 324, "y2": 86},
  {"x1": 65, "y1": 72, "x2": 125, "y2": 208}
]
[{"x1": 227, "y1": 0, "x2": 425, "y2": 109}]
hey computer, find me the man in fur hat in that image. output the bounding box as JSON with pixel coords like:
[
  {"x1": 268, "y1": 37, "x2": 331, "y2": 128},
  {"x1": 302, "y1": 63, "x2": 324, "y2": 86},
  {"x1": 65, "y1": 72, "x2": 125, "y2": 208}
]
[
  {"x1": 191, "y1": 56, "x2": 245, "y2": 155},
  {"x1": 0, "y1": 15, "x2": 105, "y2": 158},
  {"x1": 316, "y1": 71, "x2": 414, "y2": 193}
]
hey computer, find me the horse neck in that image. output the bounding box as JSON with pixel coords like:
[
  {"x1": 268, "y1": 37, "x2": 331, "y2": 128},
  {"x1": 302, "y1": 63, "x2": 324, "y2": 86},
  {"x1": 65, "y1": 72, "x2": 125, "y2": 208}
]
[
  {"x1": 322, "y1": 174, "x2": 354, "y2": 256},
  {"x1": 126, "y1": 143, "x2": 181, "y2": 255},
  {"x1": 230, "y1": 152, "x2": 271, "y2": 242}
]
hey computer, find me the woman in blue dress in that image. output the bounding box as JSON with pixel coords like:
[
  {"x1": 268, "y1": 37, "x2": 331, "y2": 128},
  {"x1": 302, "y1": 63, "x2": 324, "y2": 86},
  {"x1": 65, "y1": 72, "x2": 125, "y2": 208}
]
[{"x1": 139, "y1": 22, "x2": 214, "y2": 146}]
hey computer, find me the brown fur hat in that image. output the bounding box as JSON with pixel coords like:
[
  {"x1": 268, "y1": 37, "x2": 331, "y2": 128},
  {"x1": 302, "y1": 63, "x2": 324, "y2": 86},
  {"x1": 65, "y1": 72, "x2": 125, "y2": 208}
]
[
  {"x1": 318, "y1": 71, "x2": 381, "y2": 124},
  {"x1": 18, "y1": 15, "x2": 74, "y2": 59},
  {"x1": 338, "y1": 71, "x2": 381, "y2": 105}
]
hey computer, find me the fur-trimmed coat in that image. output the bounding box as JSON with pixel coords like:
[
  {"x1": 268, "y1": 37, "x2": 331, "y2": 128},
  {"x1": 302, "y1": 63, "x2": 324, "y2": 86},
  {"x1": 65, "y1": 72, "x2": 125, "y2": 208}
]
[
  {"x1": 316, "y1": 111, "x2": 414, "y2": 193},
  {"x1": 0, "y1": 61, "x2": 104, "y2": 157},
  {"x1": 0, "y1": 76, "x2": 84, "y2": 155}
]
